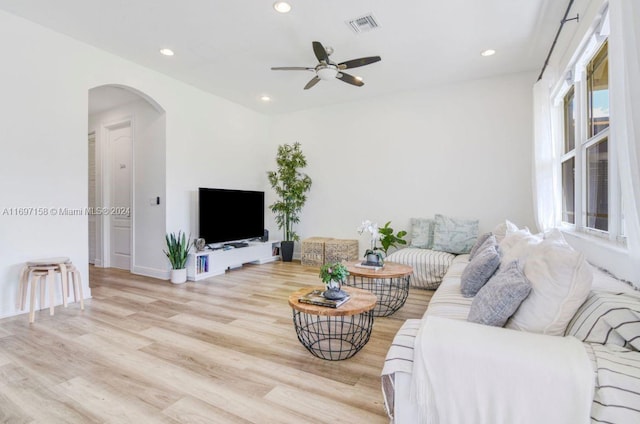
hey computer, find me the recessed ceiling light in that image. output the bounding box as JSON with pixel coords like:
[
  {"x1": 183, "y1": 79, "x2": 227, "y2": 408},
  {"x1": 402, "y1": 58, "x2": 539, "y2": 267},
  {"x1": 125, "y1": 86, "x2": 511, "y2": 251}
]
[
  {"x1": 273, "y1": 1, "x2": 292, "y2": 13},
  {"x1": 481, "y1": 49, "x2": 496, "y2": 57},
  {"x1": 160, "y1": 48, "x2": 175, "y2": 56},
  {"x1": 260, "y1": 95, "x2": 272, "y2": 102}
]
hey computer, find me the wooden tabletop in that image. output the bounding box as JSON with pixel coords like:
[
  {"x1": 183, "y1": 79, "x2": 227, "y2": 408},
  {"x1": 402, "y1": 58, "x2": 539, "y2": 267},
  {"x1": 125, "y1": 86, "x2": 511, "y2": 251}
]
[
  {"x1": 345, "y1": 261, "x2": 413, "y2": 278},
  {"x1": 288, "y1": 286, "x2": 377, "y2": 316}
]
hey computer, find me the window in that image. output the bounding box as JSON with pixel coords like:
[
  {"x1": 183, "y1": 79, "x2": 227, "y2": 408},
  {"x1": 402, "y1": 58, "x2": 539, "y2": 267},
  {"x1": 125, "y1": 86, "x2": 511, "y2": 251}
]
[{"x1": 560, "y1": 40, "x2": 616, "y2": 238}]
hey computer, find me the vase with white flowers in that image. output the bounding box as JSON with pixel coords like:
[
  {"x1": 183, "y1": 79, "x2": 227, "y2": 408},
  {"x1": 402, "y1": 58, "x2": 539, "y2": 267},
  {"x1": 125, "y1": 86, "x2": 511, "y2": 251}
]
[{"x1": 357, "y1": 220, "x2": 408, "y2": 266}]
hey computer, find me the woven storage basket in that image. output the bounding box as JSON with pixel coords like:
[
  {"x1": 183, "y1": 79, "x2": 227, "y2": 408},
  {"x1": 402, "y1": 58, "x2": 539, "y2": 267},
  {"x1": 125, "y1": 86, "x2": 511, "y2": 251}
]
[
  {"x1": 324, "y1": 239, "x2": 359, "y2": 264},
  {"x1": 301, "y1": 237, "x2": 333, "y2": 266}
]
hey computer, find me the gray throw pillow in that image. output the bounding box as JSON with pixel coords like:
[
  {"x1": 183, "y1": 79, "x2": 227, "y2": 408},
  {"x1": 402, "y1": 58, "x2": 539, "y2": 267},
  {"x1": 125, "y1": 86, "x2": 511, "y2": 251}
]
[
  {"x1": 432, "y1": 214, "x2": 479, "y2": 254},
  {"x1": 467, "y1": 260, "x2": 532, "y2": 327},
  {"x1": 410, "y1": 218, "x2": 435, "y2": 249},
  {"x1": 460, "y1": 244, "x2": 500, "y2": 298},
  {"x1": 468, "y1": 233, "x2": 495, "y2": 261}
]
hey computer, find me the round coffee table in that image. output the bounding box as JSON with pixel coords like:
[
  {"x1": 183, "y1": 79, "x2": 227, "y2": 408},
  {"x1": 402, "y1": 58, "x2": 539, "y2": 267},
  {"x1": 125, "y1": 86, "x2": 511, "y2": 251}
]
[
  {"x1": 344, "y1": 261, "x2": 413, "y2": 317},
  {"x1": 288, "y1": 286, "x2": 377, "y2": 361}
]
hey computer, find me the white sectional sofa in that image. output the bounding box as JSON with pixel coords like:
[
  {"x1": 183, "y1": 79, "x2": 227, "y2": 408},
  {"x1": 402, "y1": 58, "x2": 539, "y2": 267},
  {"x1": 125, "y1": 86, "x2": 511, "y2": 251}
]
[{"x1": 382, "y1": 226, "x2": 640, "y2": 424}]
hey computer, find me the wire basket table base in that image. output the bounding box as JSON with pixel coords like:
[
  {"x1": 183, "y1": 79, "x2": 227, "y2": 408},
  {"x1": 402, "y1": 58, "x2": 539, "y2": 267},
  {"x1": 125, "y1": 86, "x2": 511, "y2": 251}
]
[
  {"x1": 291, "y1": 309, "x2": 374, "y2": 361},
  {"x1": 345, "y1": 275, "x2": 410, "y2": 317}
]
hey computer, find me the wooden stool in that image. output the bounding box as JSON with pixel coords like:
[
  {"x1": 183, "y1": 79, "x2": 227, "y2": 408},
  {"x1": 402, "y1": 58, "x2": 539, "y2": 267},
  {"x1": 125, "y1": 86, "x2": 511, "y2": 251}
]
[
  {"x1": 27, "y1": 266, "x2": 58, "y2": 323},
  {"x1": 17, "y1": 257, "x2": 85, "y2": 323}
]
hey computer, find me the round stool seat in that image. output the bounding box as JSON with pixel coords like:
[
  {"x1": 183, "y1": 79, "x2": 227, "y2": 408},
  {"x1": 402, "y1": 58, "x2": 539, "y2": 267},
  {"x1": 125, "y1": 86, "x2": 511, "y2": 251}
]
[{"x1": 26, "y1": 257, "x2": 70, "y2": 267}]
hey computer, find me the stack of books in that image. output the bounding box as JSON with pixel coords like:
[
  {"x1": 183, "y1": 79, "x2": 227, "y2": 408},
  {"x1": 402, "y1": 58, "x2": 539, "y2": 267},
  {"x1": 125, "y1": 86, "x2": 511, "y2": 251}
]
[{"x1": 298, "y1": 289, "x2": 351, "y2": 308}]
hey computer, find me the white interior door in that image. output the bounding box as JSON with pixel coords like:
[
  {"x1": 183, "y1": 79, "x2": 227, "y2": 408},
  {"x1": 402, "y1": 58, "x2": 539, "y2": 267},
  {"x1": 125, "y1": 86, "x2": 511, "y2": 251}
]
[
  {"x1": 108, "y1": 123, "x2": 132, "y2": 270},
  {"x1": 88, "y1": 132, "x2": 96, "y2": 264}
]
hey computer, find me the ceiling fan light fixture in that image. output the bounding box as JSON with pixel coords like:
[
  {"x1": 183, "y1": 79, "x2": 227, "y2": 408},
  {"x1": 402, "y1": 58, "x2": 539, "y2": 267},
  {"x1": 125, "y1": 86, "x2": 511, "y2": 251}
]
[
  {"x1": 317, "y1": 66, "x2": 338, "y2": 81},
  {"x1": 273, "y1": 1, "x2": 292, "y2": 13}
]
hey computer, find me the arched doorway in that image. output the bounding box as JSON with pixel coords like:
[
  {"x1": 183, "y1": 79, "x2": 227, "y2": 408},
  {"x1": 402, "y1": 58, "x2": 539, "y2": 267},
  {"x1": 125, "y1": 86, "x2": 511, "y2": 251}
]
[{"x1": 88, "y1": 85, "x2": 167, "y2": 278}]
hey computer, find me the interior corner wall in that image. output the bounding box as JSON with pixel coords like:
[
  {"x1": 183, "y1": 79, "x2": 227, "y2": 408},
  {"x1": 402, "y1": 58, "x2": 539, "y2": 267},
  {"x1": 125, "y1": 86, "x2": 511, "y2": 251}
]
[
  {"x1": 88, "y1": 98, "x2": 167, "y2": 279},
  {"x1": 268, "y1": 72, "x2": 537, "y2": 255},
  {"x1": 0, "y1": 10, "x2": 270, "y2": 319}
]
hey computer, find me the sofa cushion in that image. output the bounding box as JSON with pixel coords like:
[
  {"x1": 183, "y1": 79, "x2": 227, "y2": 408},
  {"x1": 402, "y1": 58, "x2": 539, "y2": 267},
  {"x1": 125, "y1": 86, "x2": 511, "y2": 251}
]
[
  {"x1": 385, "y1": 248, "x2": 455, "y2": 290},
  {"x1": 499, "y1": 229, "x2": 543, "y2": 268},
  {"x1": 566, "y1": 290, "x2": 640, "y2": 351},
  {"x1": 432, "y1": 214, "x2": 479, "y2": 254},
  {"x1": 409, "y1": 218, "x2": 435, "y2": 249},
  {"x1": 460, "y1": 244, "x2": 500, "y2": 298},
  {"x1": 467, "y1": 260, "x2": 532, "y2": 327},
  {"x1": 506, "y1": 230, "x2": 593, "y2": 335},
  {"x1": 491, "y1": 219, "x2": 519, "y2": 243},
  {"x1": 468, "y1": 232, "x2": 493, "y2": 261}
]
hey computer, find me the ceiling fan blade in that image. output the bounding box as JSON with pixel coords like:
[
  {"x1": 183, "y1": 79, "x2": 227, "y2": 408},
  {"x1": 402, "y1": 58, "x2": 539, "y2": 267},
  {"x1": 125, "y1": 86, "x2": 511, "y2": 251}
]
[
  {"x1": 338, "y1": 56, "x2": 381, "y2": 70},
  {"x1": 312, "y1": 41, "x2": 329, "y2": 63},
  {"x1": 336, "y1": 72, "x2": 364, "y2": 87},
  {"x1": 271, "y1": 66, "x2": 315, "y2": 71},
  {"x1": 304, "y1": 76, "x2": 321, "y2": 90}
]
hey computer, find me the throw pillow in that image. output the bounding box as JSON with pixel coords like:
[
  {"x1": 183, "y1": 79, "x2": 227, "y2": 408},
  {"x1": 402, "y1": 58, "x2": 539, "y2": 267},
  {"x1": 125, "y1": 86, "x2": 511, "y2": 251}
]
[
  {"x1": 432, "y1": 214, "x2": 479, "y2": 255},
  {"x1": 506, "y1": 234, "x2": 593, "y2": 335},
  {"x1": 499, "y1": 229, "x2": 543, "y2": 268},
  {"x1": 492, "y1": 219, "x2": 519, "y2": 243},
  {"x1": 460, "y1": 244, "x2": 501, "y2": 298},
  {"x1": 409, "y1": 218, "x2": 435, "y2": 249},
  {"x1": 566, "y1": 290, "x2": 640, "y2": 351},
  {"x1": 468, "y1": 260, "x2": 532, "y2": 327},
  {"x1": 468, "y1": 232, "x2": 493, "y2": 261}
]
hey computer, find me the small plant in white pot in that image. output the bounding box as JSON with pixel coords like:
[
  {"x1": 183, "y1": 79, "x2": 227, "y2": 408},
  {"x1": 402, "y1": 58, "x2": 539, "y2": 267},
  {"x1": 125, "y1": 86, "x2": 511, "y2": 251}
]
[{"x1": 164, "y1": 231, "x2": 192, "y2": 284}]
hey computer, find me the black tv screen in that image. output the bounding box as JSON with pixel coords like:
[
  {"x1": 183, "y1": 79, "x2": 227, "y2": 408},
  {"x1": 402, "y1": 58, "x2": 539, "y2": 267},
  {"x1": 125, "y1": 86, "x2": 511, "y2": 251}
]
[{"x1": 198, "y1": 187, "x2": 265, "y2": 245}]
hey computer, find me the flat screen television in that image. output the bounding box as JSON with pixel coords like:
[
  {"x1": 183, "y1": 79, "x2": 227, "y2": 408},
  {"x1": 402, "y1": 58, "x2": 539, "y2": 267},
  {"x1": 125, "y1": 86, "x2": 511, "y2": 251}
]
[{"x1": 198, "y1": 187, "x2": 265, "y2": 245}]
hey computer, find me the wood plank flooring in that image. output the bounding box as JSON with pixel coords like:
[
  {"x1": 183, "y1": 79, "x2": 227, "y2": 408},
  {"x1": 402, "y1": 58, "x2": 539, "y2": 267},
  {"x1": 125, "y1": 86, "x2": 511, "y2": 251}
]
[{"x1": 0, "y1": 261, "x2": 432, "y2": 423}]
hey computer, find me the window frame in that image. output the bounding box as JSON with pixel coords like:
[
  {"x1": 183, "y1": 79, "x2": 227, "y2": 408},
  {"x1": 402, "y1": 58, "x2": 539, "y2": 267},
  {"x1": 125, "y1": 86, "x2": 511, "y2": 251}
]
[{"x1": 553, "y1": 10, "x2": 624, "y2": 246}]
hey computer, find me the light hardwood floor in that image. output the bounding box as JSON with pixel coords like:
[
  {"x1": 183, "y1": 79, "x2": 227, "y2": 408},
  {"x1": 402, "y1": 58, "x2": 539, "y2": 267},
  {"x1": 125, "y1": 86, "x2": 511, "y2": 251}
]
[{"x1": 0, "y1": 261, "x2": 432, "y2": 423}]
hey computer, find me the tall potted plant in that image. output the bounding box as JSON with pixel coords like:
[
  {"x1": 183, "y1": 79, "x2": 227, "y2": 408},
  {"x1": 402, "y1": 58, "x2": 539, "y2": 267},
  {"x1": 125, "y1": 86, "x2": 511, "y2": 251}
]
[
  {"x1": 164, "y1": 231, "x2": 192, "y2": 284},
  {"x1": 267, "y1": 142, "x2": 312, "y2": 262}
]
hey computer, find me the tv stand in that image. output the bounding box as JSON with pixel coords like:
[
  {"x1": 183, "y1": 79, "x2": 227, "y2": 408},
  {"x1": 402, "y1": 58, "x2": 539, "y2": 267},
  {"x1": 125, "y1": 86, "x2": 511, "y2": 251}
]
[
  {"x1": 186, "y1": 241, "x2": 280, "y2": 281},
  {"x1": 224, "y1": 241, "x2": 249, "y2": 248}
]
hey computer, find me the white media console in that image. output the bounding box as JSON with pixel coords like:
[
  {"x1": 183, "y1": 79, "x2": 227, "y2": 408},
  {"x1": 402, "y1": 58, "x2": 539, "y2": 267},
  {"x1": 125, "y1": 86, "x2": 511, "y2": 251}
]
[{"x1": 186, "y1": 241, "x2": 280, "y2": 281}]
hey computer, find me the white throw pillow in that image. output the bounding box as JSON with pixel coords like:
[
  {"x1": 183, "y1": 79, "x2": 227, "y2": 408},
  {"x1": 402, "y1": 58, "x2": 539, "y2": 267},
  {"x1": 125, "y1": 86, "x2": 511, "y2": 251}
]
[
  {"x1": 499, "y1": 229, "x2": 543, "y2": 268},
  {"x1": 506, "y1": 232, "x2": 593, "y2": 335},
  {"x1": 492, "y1": 219, "x2": 519, "y2": 243}
]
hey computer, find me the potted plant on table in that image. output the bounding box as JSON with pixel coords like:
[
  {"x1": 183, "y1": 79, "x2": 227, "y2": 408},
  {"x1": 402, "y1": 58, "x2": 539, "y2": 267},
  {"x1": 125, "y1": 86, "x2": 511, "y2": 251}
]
[
  {"x1": 319, "y1": 262, "x2": 350, "y2": 300},
  {"x1": 164, "y1": 231, "x2": 192, "y2": 284},
  {"x1": 267, "y1": 142, "x2": 312, "y2": 262},
  {"x1": 358, "y1": 220, "x2": 407, "y2": 266}
]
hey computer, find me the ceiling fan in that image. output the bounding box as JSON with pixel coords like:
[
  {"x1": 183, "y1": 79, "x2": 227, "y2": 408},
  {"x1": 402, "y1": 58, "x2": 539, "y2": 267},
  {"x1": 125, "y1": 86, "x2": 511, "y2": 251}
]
[{"x1": 271, "y1": 41, "x2": 381, "y2": 90}]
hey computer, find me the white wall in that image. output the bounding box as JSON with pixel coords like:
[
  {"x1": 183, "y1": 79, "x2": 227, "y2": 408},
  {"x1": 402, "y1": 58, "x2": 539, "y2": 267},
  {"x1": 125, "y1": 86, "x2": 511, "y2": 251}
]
[
  {"x1": 269, "y1": 72, "x2": 537, "y2": 255},
  {"x1": 88, "y1": 97, "x2": 167, "y2": 278},
  {"x1": 0, "y1": 10, "x2": 270, "y2": 318}
]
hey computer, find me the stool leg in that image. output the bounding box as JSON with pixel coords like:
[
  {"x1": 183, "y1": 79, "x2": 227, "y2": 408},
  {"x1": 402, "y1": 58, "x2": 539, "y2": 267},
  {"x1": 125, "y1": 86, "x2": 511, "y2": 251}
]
[
  {"x1": 39, "y1": 276, "x2": 46, "y2": 311},
  {"x1": 17, "y1": 266, "x2": 29, "y2": 310},
  {"x1": 29, "y1": 274, "x2": 38, "y2": 323},
  {"x1": 75, "y1": 270, "x2": 84, "y2": 310},
  {"x1": 58, "y1": 263, "x2": 68, "y2": 308},
  {"x1": 47, "y1": 269, "x2": 55, "y2": 316}
]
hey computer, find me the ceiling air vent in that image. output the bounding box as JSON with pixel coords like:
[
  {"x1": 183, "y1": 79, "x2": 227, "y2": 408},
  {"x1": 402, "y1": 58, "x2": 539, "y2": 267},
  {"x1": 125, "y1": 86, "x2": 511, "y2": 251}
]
[{"x1": 346, "y1": 14, "x2": 380, "y2": 34}]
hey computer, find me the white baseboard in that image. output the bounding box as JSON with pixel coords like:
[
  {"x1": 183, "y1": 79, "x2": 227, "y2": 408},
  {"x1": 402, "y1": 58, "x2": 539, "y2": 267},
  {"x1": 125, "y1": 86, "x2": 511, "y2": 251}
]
[{"x1": 132, "y1": 265, "x2": 169, "y2": 280}]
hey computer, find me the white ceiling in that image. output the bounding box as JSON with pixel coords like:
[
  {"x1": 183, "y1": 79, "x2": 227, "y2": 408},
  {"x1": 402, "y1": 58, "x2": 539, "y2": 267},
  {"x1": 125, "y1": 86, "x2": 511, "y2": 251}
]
[{"x1": 0, "y1": 0, "x2": 567, "y2": 114}]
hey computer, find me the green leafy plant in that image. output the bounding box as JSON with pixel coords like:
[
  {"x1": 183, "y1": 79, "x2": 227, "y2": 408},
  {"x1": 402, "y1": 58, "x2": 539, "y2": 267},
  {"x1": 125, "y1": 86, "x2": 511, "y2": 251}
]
[
  {"x1": 378, "y1": 221, "x2": 408, "y2": 255},
  {"x1": 358, "y1": 219, "x2": 407, "y2": 258},
  {"x1": 164, "y1": 231, "x2": 192, "y2": 269},
  {"x1": 267, "y1": 142, "x2": 312, "y2": 241},
  {"x1": 319, "y1": 262, "x2": 350, "y2": 284}
]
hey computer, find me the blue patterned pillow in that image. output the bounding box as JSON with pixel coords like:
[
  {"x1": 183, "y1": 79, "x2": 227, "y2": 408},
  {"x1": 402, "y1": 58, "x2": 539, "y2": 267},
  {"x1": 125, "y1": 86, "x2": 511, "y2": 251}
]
[
  {"x1": 468, "y1": 261, "x2": 532, "y2": 327},
  {"x1": 432, "y1": 214, "x2": 479, "y2": 254},
  {"x1": 468, "y1": 233, "x2": 494, "y2": 261},
  {"x1": 410, "y1": 218, "x2": 435, "y2": 249}
]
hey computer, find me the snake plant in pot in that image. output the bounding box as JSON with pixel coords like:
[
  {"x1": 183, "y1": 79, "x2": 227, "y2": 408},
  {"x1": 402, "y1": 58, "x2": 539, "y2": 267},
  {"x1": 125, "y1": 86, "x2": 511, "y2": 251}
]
[
  {"x1": 267, "y1": 142, "x2": 312, "y2": 262},
  {"x1": 164, "y1": 231, "x2": 192, "y2": 284}
]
